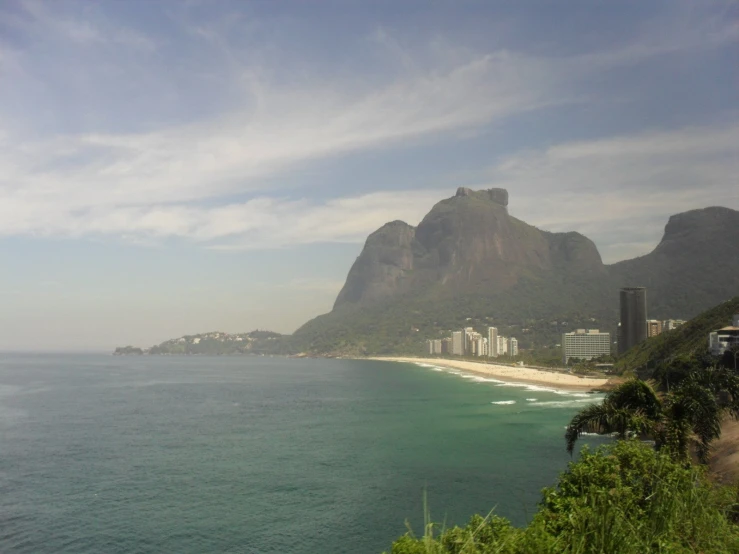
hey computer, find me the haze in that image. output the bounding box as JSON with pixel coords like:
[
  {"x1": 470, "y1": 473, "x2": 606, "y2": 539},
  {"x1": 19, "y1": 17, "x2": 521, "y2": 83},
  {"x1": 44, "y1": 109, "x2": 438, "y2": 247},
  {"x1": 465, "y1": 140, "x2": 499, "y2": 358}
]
[{"x1": 1, "y1": 0, "x2": 737, "y2": 351}]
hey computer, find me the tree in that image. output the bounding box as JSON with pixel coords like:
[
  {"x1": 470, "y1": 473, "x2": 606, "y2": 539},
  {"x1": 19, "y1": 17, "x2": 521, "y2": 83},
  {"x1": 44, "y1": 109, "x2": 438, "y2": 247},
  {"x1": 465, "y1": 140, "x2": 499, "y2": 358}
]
[
  {"x1": 661, "y1": 367, "x2": 739, "y2": 463},
  {"x1": 566, "y1": 367, "x2": 739, "y2": 463},
  {"x1": 565, "y1": 379, "x2": 661, "y2": 455}
]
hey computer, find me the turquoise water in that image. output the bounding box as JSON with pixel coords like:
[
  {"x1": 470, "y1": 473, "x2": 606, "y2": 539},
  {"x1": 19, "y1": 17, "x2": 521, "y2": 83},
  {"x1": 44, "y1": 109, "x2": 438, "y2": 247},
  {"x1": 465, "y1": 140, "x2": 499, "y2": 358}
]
[{"x1": 0, "y1": 354, "x2": 605, "y2": 553}]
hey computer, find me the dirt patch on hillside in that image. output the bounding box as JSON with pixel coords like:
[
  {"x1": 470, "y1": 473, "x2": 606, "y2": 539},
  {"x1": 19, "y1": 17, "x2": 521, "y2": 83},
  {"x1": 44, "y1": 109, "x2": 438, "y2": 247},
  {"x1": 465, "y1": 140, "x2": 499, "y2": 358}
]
[{"x1": 710, "y1": 419, "x2": 739, "y2": 484}]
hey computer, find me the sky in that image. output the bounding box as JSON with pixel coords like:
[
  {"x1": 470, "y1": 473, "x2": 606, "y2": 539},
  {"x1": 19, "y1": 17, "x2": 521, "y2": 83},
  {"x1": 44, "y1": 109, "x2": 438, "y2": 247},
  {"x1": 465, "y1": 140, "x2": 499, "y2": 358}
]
[{"x1": 0, "y1": 0, "x2": 737, "y2": 351}]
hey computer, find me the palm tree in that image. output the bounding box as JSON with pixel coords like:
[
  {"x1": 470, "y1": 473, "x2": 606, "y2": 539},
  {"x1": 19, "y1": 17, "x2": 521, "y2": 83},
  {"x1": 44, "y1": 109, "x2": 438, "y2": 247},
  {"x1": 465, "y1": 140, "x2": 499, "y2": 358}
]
[
  {"x1": 661, "y1": 367, "x2": 739, "y2": 463},
  {"x1": 565, "y1": 379, "x2": 662, "y2": 455},
  {"x1": 566, "y1": 368, "x2": 739, "y2": 463}
]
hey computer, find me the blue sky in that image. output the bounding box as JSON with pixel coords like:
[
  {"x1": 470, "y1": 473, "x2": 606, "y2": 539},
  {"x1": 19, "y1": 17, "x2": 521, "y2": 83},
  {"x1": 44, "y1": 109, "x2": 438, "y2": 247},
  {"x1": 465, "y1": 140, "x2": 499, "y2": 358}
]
[{"x1": 0, "y1": 0, "x2": 737, "y2": 350}]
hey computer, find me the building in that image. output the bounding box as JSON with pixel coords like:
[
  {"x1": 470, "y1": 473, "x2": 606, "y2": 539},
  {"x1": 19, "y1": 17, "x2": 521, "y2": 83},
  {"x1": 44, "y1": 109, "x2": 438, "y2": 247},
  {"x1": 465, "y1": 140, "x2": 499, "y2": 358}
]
[
  {"x1": 441, "y1": 337, "x2": 452, "y2": 354},
  {"x1": 427, "y1": 340, "x2": 435, "y2": 355},
  {"x1": 510, "y1": 337, "x2": 519, "y2": 357},
  {"x1": 471, "y1": 335, "x2": 486, "y2": 357},
  {"x1": 664, "y1": 319, "x2": 687, "y2": 331},
  {"x1": 647, "y1": 319, "x2": 663, "y2": 338},
  {"x1": 619, "y1": 287, "x2": 648, "y2": 354},
  {"x1": 487, "y1": 327, "x2": 498, "y2": 357},
  {"x1": 562, "y1": 329, "x2": 611, "y2": 364},
  {"x1": 709, "y1": 314, "x2": 739, "y2": 356},
  {"x1": 480, "y1": 337, "x2": 488, "y2": 357},
  {"x1": 497, "y1": 336, "x2": 508, "y2": 355},
  {"x1": 463, "y1": 327, "x2": 476, "y2": 353},
  {"x1": 451, "y1": 331, "x2": 464, "y2": 356}
]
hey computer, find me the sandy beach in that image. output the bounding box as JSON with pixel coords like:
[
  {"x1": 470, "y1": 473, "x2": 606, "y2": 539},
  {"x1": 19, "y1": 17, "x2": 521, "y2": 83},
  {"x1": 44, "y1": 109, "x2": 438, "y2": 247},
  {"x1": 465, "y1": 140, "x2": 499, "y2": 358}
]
[{"x1": 368, "y1": 357, "x2": 611, "y2": 391}]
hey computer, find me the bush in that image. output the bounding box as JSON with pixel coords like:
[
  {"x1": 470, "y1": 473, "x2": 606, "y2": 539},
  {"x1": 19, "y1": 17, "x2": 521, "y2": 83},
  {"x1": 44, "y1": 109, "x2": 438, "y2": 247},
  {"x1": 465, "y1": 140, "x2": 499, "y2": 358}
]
[{"x1": 385, "y1": 440, "x2": 739, "y2": 553}]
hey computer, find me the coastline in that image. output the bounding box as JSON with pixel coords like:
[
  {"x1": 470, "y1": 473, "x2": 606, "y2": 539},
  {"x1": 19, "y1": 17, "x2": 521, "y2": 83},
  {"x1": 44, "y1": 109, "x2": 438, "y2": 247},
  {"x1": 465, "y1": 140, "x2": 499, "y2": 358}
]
[{"x1": 366, "y1": 356, "x2": 611, "y2": 392}]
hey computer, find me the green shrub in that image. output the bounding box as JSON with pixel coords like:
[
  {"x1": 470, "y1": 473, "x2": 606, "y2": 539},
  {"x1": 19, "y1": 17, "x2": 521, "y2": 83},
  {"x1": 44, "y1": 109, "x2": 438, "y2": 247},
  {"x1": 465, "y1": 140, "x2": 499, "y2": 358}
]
[{"x1": 386, "y1": 440, "x2": 739, "y2": 554}]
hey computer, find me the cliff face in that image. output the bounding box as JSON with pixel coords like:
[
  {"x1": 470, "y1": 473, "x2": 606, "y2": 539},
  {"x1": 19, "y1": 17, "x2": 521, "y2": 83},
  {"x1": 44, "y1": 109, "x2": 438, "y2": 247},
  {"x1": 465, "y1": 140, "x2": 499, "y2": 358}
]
[
  {"x1": 333, "y1": 187, "x2": 605, "y2": 308},
  {"x1": 333, "y1": 220, "x2": 416, "y2": 307}
]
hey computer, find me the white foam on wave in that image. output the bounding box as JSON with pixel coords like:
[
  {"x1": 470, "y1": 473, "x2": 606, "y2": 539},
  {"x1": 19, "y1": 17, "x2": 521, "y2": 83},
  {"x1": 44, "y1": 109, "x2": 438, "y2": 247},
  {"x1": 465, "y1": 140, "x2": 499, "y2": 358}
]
[
  {"x1": 461, "y1": 374, "x2": 505, "y2": 384},
  {"x1": 526, "y1": 398, "x2": 537, "y2": 402},
  {"x1": 413, "y1": 363, "x2": 446, "y2": 372},
  {"x1": 528, "y1": 398, "x2": 601, "y2": 408},
  {"x1": 491, "y1": 400, "x2": 516, "y2": 405},
  {"x1": 411, "y1": 362, "x2": 606, "y2": 399}
]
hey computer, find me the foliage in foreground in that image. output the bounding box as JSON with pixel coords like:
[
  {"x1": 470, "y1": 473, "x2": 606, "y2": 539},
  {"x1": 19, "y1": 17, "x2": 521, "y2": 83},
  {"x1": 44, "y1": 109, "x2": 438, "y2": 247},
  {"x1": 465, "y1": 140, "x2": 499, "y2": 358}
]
[{"x1": 385, "y1": 440, "x2": 739, "y2": 554}]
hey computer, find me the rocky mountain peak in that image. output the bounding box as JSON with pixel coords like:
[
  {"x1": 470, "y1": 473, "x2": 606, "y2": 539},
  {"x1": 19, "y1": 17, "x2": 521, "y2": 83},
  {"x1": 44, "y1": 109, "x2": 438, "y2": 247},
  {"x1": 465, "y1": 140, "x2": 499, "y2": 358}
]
[{"x1": 455, "y1": 187, "x2": 509, "y2": 207}]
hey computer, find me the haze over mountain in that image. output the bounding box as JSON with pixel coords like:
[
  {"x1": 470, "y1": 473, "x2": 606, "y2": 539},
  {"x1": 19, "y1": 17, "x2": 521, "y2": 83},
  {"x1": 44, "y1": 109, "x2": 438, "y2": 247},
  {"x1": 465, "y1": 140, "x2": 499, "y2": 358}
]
[{"x1": 294, "y1": 189, "x2": 739, "y2": 354}]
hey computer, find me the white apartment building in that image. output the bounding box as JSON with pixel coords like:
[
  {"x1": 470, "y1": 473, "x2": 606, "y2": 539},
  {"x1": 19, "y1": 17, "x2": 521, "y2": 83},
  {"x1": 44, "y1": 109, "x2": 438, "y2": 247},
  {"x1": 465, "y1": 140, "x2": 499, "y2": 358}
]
[
  {"x1": 452, "y1": 331, "x2": 464, "y2": 355},
  {"x1": 510, "y1": 337, "x2": 519, "y2": 357},
  {"x1": 487, "y1": 327, "x2": 498, "y2": 357},
  {"x1": 497, "y1": 336, "x2": 508, "y2": 355},
  {"x1": 562, "y1": 329, "x2": 610, "y2": 363}
]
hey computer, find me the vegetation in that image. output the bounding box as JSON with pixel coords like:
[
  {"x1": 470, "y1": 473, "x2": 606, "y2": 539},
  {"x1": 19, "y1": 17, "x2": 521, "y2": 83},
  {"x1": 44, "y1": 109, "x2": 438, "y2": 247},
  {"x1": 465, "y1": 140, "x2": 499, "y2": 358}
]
[{"x1": 386, "y1": 440, "x2": 739, "y2": 553}]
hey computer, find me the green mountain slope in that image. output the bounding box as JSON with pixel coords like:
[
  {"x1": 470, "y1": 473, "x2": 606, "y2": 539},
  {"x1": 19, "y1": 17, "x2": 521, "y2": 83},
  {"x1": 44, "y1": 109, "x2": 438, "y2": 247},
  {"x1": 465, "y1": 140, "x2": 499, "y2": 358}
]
[{"x1": 615, "y1": 296, "x2": 739, "y2": 373}]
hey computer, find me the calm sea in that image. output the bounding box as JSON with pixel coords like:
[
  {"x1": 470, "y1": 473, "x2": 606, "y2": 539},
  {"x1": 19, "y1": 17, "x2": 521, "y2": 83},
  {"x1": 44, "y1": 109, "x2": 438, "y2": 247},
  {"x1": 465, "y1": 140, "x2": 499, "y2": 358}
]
[{"x1": 0, "y1": 354, "x2": 605, "y2": 553}]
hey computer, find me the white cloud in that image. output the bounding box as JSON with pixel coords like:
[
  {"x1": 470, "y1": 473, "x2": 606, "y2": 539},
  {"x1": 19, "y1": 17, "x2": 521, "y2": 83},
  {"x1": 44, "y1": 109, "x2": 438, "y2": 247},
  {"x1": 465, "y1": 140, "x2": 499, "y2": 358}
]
[{"x1": 0, "y1": 46, "x2": 564, "y2": 241}]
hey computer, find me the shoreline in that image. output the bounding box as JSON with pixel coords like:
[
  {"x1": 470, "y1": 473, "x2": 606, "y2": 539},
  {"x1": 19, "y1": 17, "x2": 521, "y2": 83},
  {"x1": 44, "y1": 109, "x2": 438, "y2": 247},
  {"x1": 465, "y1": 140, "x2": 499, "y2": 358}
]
[{"x1": 366, "y1": 356, "x2": 611, "y2": 392}]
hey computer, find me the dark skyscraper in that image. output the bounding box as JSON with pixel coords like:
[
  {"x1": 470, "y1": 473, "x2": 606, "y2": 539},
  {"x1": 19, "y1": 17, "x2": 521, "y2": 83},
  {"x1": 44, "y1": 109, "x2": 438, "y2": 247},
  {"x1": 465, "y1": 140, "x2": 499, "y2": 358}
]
[{"x1": 619, "y1": 287, "x2": 648, "y2": 354}]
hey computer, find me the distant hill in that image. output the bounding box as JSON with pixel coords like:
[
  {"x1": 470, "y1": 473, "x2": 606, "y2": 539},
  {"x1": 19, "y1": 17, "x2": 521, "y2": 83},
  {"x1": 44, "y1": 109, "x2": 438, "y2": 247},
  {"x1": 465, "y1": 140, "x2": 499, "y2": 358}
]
[
  {"x1": 293, "y1": 188, "x2": 739, "y2": 355},
  {"x1": 615, "y1": 296, "x2": 739, "y2": 374},
  {"x1": 114, "y1": 330, "x2": 287, "y2": 356}
]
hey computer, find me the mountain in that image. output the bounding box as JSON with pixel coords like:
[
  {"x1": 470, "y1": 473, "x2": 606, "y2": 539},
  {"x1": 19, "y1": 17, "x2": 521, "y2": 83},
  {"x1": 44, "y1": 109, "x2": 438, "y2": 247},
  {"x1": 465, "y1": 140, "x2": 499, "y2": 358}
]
[
  {"x1": 293, "y1": 189, "x2": 739, "y2": 355},
  {"x1": 334, "y1": 187, "x2": 606, "y2": 308}
]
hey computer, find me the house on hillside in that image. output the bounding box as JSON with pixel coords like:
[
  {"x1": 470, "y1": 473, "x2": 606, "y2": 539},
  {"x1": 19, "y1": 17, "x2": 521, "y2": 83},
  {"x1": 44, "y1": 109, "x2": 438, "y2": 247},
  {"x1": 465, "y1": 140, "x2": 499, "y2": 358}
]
[{"x1": 709, "y1": 314, "x2": 739, "y2": 356}]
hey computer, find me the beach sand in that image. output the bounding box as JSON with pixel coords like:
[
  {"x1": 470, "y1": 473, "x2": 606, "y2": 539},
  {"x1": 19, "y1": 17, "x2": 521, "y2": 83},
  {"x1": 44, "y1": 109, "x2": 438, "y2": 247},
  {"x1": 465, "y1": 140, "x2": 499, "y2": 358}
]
[{"x1": 367, "y1": 356, "x2": 611, "y2": 392}]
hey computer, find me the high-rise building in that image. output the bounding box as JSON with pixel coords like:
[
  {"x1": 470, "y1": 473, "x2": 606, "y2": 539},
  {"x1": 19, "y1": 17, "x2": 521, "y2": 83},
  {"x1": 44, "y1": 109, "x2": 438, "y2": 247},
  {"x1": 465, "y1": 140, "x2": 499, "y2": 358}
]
[
  {"x1": 471, "y1": 335, "x2": 485, "y2": 357},
  {"x1": 463, "y1": 327, "x2": 475, "y2": 353},
  {"x1": 433, "y1": 339, "x2": 442, "y2": 354},
  {"x1": 497, "y1": 336, "x2": 508, "y2": 355},
  {"x1": 562, "y1": 329, "x2": 611, "y2": 363},
  {"x1": 619, "y1": 287, "x2": 648, "y2": 354},
  {"x1": 427, "y1": 339, "x2": 434, "y2": 355},
  {"x1": 452, "y1": 331, "x2": 464, "y2": 356},
  {"x1": 510, "y1": 337, "x2": 519, "y2": 357},
  {"x1": 647, "y1": 319, "x2": 663, "y2": 338},
  {"x1": 487, "y1": 327, "x2": 498, "y2": 357},
  {"x1": 441, "y1": 337, "x2": 452, "y2": 354}
]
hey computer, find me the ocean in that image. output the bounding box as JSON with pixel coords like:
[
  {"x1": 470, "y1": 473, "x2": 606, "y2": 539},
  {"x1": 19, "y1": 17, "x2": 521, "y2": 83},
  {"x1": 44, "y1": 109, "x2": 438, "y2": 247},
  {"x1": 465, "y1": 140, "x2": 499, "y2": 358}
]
[{"x1": 0, "y1": 354, "x2": 605, "y2": 553}]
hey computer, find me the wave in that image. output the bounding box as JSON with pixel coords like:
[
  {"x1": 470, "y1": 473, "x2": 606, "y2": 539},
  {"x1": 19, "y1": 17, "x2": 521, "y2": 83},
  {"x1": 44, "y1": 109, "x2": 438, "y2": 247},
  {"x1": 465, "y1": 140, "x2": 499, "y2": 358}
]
[
  {"x1": 460, "y1": 374, "x2": 505, "y2": 384},
  {"x1": 491, "y1": 400, "x2": 516, "y2": 405},
  {"x1": 410, "y1": 362, "x2": 606, "y2": 402},
  {"x1": 527, "y1": 399, "x2": 601, "y2": 408}
]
